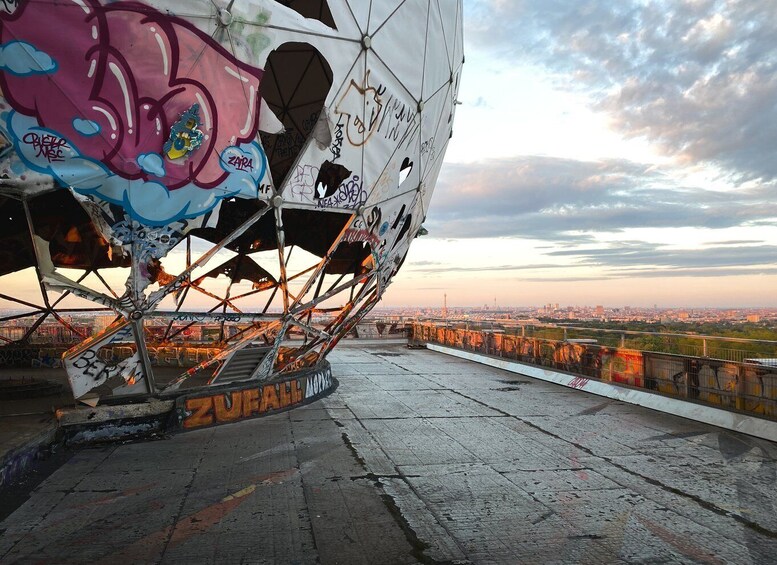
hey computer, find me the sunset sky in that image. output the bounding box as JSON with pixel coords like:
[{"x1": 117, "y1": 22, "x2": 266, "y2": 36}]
[
  {"x1": 3, "y1": 0, "x2": 776, "y2": 312},
  {"x1": 386, "y1": 0, "x2": 777, "y2": 308}
]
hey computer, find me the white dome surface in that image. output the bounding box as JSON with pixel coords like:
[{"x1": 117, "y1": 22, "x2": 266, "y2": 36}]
[{"x1": 0, "y1": 0, "x2": 463, "y2": 400}]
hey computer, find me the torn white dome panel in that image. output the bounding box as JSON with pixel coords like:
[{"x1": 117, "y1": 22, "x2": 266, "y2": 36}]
[{"x1": 0, "y1": 0, "x2": 463, "y2": 402}]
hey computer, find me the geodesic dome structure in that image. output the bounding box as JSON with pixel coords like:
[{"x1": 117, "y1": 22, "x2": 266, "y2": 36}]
[{"x1": 0, "y1": 0, "x2": 463, "y2": 402}]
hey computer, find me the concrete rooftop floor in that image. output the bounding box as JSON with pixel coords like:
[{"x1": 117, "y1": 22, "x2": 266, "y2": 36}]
[{"x1": 2, "y1": 343, "x2": 777, "y2": 564}]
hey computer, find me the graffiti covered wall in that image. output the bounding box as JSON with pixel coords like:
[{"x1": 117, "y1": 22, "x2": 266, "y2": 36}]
[
  {"x1": 0, "y1": 344, "x2": 221, "y2": 368},
  {"x1": 177, "y1": 362, "x2": 334, "y2": 429},
  {"x1": 412, "y1": 323, "x2": 777, "y2": 418}
]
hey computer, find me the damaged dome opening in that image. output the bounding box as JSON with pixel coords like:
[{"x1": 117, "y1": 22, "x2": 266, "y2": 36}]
[
  {"x1": 274, "y1": 0, "x2": 337, "y2": 29},
  {"x1": 260, "y1": 42, "x2": 334, "y2": 190},
  {"x1": 0, "y1": 0, "x2": 463, "y2": 402}
]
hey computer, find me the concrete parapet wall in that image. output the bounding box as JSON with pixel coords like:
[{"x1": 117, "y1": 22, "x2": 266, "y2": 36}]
[
  {"x1": 412, "y1": 323, "x2": 777, "y2": 419},
  {"x1": 428, "y1": 343, "x2": 777, "y2": 443}
]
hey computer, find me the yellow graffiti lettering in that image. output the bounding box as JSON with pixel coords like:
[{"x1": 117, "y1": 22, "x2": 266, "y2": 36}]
[
  {"x1": 261, "y1": 384, "x2": 280, "y2": 412},
  {"x1": 242, "y1": 388, "x2": 260, "y2": 418},
  {"x1": 184, "y1": 397, "x2": 214, "y2": 429},
  {"x1": 279, "y1": 381, "x2": 292, "y2": 407},
  {"x1": 292, "y1": 379, "x2": 304, "y2": 404},
  {"x1": 214, "y1": 392, "x2": 243, "y2": 422}
]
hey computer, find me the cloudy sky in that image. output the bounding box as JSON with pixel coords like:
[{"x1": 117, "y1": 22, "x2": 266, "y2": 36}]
[{"x1": 387, "y1": 0, "x2": 777, "y2": 308}]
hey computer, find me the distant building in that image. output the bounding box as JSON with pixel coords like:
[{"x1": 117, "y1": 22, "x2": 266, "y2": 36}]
[
  {"x1": 93, "y1": 314, "x2": 115, "y2": 332},
  {"x1": 0, "y1": 326, "x2": 25, "y2": 341}
]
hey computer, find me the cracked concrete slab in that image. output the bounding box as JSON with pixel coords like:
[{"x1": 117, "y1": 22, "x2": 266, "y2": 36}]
[{"x1": 3, "y1": 344, "x2": 777, "y2": 564}]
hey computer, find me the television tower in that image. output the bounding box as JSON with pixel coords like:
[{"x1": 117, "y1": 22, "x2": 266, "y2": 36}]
[{"x1": 443, "y1": 293, "x2": 448, "y2": 319}]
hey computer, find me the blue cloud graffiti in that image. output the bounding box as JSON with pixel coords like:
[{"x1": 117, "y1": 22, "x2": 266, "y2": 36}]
[
  {"x1": 72, "y1": 118, "x2": 101, "y2": 137},
  {"x1": 137, "y1": 153, "x2": 166, "y2": 178},
  {"x1": 3, "y1": 111, "x2": 268, "y2": 226},
  {"x1": 0, "y1": 41, "x2": 57, "y2": 75}
]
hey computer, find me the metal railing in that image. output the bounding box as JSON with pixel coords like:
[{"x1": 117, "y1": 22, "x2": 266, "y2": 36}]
[
  {"x1": 411, "y1": 322, "x2": 777, "y2": 420},
  {"x1": 417, "y1": 318, "x2": 777, "y2": 363}
]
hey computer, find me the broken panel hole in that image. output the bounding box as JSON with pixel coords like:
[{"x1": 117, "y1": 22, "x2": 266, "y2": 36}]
[
  {"x1": 0, "y1": 196, "x2": 35, "y2": 276},
  {"x1": 398, "y1": 157, "x2": 413, "y2": 187},
  {"x1": 259, "y1": 42, "x2": 333, "y2": 190},
  {"x1": 325, "y1": 241, "x2": 372, "y2": 275},
  {"x1": 28, "y1": 190, "x2": 130, "y2": 272},
  {"x1": 193, "y1": 256, "x2": 277, "y2": 291},
  {"x1": 189, "y1": 201, "x2": 272, "y2": 254},
  {"x1": 314, "y1": 160, "x2": 352, "y2": 199},
  {"x1": 191, "y1": 206, "x2": 352, "y2": 264},
  {"x1": 273, "y1": 0, "x2": 336, "y2": 29}
]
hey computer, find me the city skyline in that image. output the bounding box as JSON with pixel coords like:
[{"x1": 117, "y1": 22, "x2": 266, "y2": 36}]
[{"x1": 386, "y1": 0, "x2": 777, "y2": 307}]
